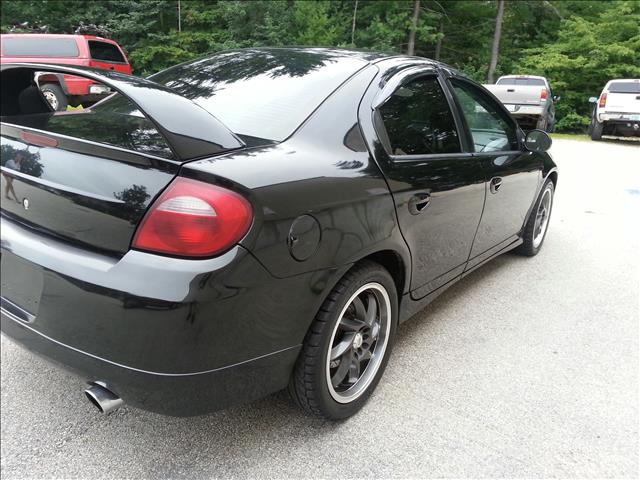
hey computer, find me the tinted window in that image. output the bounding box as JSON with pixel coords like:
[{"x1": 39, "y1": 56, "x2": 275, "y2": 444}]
[
  {"x1": 378, "y1": 76, "x2": 460, "y2": 155},
  {"x1": 451, "y1": 79, "x2": 518, "y2": 153},
  {"x1": 150, "y1": 49, "x2": 367, "y2": 142},
  {"x1": 608, "y1": 82, "x2": 640, "y2": 93},
  {"x1": 496, "y1": 77, "x2": 546, "y2": 86},
  {"x1": 89, "y1": 41, "x2": 125, "y2": 63},
  {"x1": 4, "y1": 90, "x2": 173, "y2": 159},
  {"x1": 2, "y1": 37, "x2": 79, "y2": 57}
]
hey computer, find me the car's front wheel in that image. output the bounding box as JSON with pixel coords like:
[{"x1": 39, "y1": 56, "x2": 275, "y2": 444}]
[
  {"x1": 517, "y1": 180, "x2": 555, "y2": 256},
  {"x1": 289, "y1": 261, "x2": 397, "y2": 419}
]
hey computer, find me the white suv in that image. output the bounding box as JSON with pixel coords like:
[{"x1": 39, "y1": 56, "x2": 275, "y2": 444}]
[{"x1": 588, "y1": 79, "x2": 640, "y2": 140}]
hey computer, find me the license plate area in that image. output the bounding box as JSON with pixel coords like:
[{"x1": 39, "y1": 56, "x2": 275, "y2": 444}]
[{"x1": 0, "y1": 252, "x2": 43, "y2": 322}]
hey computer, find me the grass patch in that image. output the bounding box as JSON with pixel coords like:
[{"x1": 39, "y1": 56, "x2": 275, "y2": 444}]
[{"x1": 551, "y1": 133, "x2": 591, "y2": 142}]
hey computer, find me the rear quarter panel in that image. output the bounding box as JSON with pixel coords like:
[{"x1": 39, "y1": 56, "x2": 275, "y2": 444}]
[{"x1": 183, "y1": 64, "x2": 411, "y2": 286}]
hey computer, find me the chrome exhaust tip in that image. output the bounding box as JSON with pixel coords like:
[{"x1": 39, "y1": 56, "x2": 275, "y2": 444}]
[{"x1": 84, "y1": 381, "x2": 124, "y2": 414}]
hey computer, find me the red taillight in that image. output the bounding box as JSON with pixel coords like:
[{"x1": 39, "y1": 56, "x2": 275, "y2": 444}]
[
  {"x1": 540, "y1": 89, "x2": 548, "y2": 101},
  {"x1": 132, "y1": 177, "x2": 252, "y2": 258},
  {"x1": 599, "y1": 93, "x2": 607, "y2": 108}
]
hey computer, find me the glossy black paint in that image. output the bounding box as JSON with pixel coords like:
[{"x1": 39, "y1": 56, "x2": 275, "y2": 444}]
[
  {"x1": 0, "y1": 49, "x2": 556, "y2": 416},
  {"x1": 0, "y1": 130, "x2": 177, "y2": 254}
]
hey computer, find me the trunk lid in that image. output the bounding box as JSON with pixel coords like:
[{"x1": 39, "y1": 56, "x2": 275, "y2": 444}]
[
  {"x1": 1, "y1": 63, "x2": 245, "y2": 255},
  {"x1": 603, "y1": 93, "x2": 640, "y2": 114},
  {"x1": 484, "y1": 84, "x2": 544, "y2": 106},
  {"x1": 1, "y1": 123, "x2": 177, "y2": 255}
]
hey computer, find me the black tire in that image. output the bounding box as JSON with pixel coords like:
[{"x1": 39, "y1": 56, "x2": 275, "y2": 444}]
[
  {"x1": 536, "y1": 116, "x2": 548, "y2": 132},
  {"x1": 516, "y1": 180, "x2": 555, "y2": 257},
  {"x1": 590, "y1": 119, "x2": 603, "y2": 141},
  {"x1": 40, "y1": 84, "x2": 68, "y2": 111},
  {"x1": 289, "y1": 260, "x2": 398, "y2": 420}
]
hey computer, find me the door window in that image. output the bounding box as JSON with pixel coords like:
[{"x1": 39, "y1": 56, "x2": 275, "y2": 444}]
[
  {"x1": 450, "y1": 79, "x2": 518, "y2": 153},
  {"x1": 378, "y1": 76, "x2": 460, "y2": 155}
]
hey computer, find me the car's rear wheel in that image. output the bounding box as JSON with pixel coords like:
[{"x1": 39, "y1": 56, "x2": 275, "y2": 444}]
[
  {"x1": 40, "y1": 84, "x2": 67, "y2": 111},
  {"x1": 289, "y1": 261, "x2": 397, "y2": 419},
  {"x1": 590, "y1": 119, "x2": 603, "y2": 141},
  {"x1": 517, "y1": 180, "x2": 554, "y2": 257},
  {"x1": 536, "y1": 116, "x2": 548, "y2": 132}
]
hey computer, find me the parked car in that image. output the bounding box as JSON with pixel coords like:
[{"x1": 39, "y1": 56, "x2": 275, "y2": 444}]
[
  {"x1": 0, "y1": 33, "x2": 131, "y2": 110},
  {"x1": 484, "y1": 75, "x2": 558, "y2": 132},
  {"x1": 588, "y1": 79, "x2": 640, "y2": 140},
  {"x1": 0, "y1": 49, "x2": 557, "y2": 419}
]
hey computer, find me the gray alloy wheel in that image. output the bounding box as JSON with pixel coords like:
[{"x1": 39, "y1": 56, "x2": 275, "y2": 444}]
[
  {"x1": 289, "y1": 260, "x2": 397, "y2": 419},
  {"x1": 532, "y1": 186, "x2": 552, "y2": 249},
  {"x1": 326, "y1": 282, "x2": 391, "y2": 403},
  {"x1": 516, "y1": 179, "x2": 555, "y2": 256},
  {"x1": 40, "y1": 84, "x2": 68, "y2": 111}
]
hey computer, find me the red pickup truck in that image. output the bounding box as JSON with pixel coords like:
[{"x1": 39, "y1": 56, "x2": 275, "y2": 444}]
[{"x1": 0, "y1": 33, "x2": 132, "y2": 110}]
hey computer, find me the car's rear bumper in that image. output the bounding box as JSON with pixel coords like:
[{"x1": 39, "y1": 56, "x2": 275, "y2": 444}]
[
  {"x1": 0, "y1": 215, "x2": 331, "y2": 415},
  {"x1": 506, "y1": 105, "x2": 544, "y2": 116},
  {"x1": 600, "y1": 118, "x2": 640, "y2": 136},
  {"x1": 1, "y1": 313, "x2": 300, "y2": 416}
]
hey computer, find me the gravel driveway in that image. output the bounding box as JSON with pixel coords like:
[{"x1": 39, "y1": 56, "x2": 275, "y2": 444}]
[{"x1": 1, "y1": 138, "x2": 638, "y2": 479}]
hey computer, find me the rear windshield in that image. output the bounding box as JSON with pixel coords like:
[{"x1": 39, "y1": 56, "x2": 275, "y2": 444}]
[
  {"x1": 2, "y1": 37, "x2": 79, "y2": 57},
  {"x1": 496, "y1": 77, "x2": 546, "y2": 86},
  {"x1": 1, "y1": 72, "x2": 174, "y2": 159},
  {"x1": 608, "y1": 82, "x2": 640, "y2": 93},
  {"x1": 89, "y1": 41, "x2": 126, "y2": 63},
  {"x1": 149, "y1": 49, "x2": 367, "y2": 142}
]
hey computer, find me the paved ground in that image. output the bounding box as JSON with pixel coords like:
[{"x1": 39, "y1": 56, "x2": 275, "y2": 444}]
[{"x1": 1, "y1": 138, "x2": 639, "y2": 479}]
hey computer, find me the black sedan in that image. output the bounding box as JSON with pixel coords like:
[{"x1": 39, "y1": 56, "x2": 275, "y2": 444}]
[{"x1": 0, "y1": 48, "x2": 557, "y2": 419}]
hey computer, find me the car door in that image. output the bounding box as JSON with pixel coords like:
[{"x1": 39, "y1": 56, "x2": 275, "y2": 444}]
[
  {"x1": 361, "y1": 68, "x2": 486, "y2": 299},
  {"x1": 447, "y1": 77, "x2": 542, "y2": 268}
]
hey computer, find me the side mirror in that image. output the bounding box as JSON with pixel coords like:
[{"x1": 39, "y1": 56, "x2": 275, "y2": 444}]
[
  {"x1": 589, "y1": 96, "x2": 598, "y2": 104},
  {"x1": 524, "y1": 129, "x2": 552, "y2": 153},
  {"x1": 553, "y1": 95, "x2": 561, "y2": 103}
]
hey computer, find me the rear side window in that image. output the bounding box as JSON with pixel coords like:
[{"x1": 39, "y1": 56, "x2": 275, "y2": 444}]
[
  {"x1": 378, "y1": 76, "x2": 460, "y2": 156},
  {"x1": 496, "y1": 77, "x2": 546, "y2": 86},
  {"x1": 608, "y1": 82, "x2": 640, "y2": 93},
  {"x1": 88, "y1": 41, "x2": 125, "y2": 63},
  {"x1": 2, "y1": 37, "x2": 79, "y2": 57}
]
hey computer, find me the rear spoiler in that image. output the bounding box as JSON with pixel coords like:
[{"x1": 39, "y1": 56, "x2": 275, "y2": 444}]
[{"x1": 0, "y1": 63, "x2": 245, "y2": 161}]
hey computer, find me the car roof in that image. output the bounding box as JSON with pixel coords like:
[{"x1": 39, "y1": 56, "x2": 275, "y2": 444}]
[
  {"x1": 243, "y1": 47, "x2": 442, "y2": 68},
  {"x1": 498, "y1": 75, "x2": 546, "y2": 80},
  {"x1": 0, "y1": 33, "x2": 118, "y2": 43}
]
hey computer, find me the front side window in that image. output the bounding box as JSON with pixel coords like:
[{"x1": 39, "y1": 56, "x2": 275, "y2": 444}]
[
  {"x1": 450, "y1": 79, "x2": 518, "y2": 153},
  {"x1": 378, "y1": 76, "x2": 460, "y2": 155}
]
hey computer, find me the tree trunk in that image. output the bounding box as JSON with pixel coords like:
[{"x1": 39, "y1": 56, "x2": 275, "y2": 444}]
[
  {"x1": 434, "y1": 20, "x2": 443, "y2": 61},
  {"x1": 177, "y1": 0, "x2": 181, "y2": 33},
  {"x1": 351, "y1": 0, "x2": 358, "y2": 46},
  {"x1": 487, "y1": 0, "x2": 505, "y2": 83},
  {"x1": 407, "y1": 0, "x2": 420, "y2": 56}
]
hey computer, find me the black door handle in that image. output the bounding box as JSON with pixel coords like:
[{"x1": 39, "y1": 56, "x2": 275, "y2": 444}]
[
  {"x1": 490, "y1": 177, "x2": 503, "y2": 194},
  {"x1": 408, "y1": 193, "x2": 431, "y2": 215}
]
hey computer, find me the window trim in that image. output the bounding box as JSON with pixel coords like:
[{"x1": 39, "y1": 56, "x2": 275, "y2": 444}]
[
  {"x1": 373, "y1": 71, "x2": 466, "y2": 160},
  {"x1": 446, "y1": 75, "x2": 524, "y2": 153}
]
